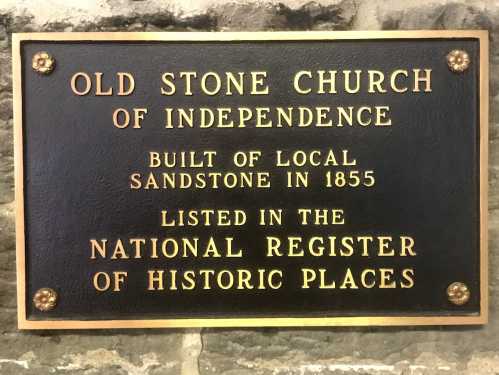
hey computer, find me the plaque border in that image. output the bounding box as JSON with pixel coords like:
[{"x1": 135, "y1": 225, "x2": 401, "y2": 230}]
[{"x1": 13, "y1": 30, "x2": 489, "y2": 329}]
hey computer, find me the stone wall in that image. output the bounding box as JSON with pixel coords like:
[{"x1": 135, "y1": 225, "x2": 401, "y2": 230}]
[{"x1": 0, "y1": 0, "x2": 498, "y2": 374}]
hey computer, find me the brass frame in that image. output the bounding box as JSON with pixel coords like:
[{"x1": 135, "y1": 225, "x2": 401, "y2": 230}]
[{"x1": 13, "y1": 31, "x2": 489, "y2": 329}]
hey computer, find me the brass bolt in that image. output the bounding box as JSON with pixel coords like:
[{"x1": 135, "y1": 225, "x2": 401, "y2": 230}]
[
  {"x1": 446, "y1": 49, "x2": 470, "y2": 73},
  {"x1": 447, "y1": 282, "x2": 470, "y2": 306},
  {"x1": 33, "y1": 288, "x2": 58, "y2": 311},
  {"x1": 32, "y1": 51, "x2": 55, "y2": 75}
]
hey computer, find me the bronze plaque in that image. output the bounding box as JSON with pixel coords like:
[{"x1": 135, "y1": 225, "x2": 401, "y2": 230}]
[{"x1": 13, "y1": 31, "x2": 488, "y2": 329}]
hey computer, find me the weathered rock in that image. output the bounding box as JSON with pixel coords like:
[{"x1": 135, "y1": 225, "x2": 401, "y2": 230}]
[
  {"x1": 210, "y1": 2, "x2": 283, "y2": 30},
  {"x1": 379, "y1": 3, "x2": 492, "y2": 30},
  {"x1": 0, "y1": 334, "x2": 183, "y2": 374}
]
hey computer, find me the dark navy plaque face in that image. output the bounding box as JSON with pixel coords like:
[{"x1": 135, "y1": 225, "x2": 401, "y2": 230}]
[{"x1": 16, "y1": 33, "x2": 486, "y2": 328}]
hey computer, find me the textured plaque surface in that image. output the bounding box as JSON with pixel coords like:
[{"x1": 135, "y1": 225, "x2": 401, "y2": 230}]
[{"x1": 13, "y1": 32, "x2": 488, "y2": 329}]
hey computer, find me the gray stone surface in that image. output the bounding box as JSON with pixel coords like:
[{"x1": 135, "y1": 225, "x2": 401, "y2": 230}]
[{"x1": 0, "y1": 0, "x2": 498, "y2": 373}]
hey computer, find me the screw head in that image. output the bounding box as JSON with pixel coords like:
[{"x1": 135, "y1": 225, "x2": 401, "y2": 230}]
[
  {"x1": 32, "y1": 51, "x2": 55, "y2": 75},
  {"x1": 447, "y1": 282, "x2": 470, "y2": 305},
  {"x1": 33, "y1": 288, "x2": 58, "y2": 311},
  {"x1": 446, "y1": 49, "x2": 470, "y2": 73}
]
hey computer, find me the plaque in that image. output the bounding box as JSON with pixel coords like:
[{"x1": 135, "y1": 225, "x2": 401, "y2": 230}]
[{"x1": 13, "y1": 31, "x2": 488, "y2": 329}]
